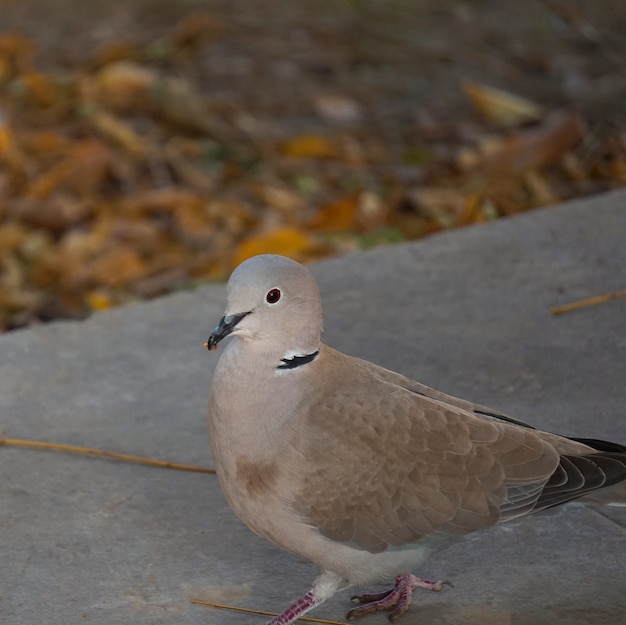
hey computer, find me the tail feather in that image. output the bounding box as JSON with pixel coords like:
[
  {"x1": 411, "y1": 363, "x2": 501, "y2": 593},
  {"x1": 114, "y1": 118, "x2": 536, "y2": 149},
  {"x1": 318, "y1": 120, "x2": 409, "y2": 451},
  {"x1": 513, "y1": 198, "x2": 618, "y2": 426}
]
[
  {"x1": 535, "y1": 438, "x2": 626, "y2": 511},
  {"x1": 569, "y1": 437, "x2": 626, "y2": 454}
]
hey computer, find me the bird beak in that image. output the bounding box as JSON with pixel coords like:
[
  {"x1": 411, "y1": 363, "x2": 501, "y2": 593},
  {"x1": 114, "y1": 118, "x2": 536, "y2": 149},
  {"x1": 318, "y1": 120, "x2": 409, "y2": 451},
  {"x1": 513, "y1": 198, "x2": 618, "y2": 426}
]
[{"x1": 205, "y1": 312, "x2": 249, "y2": 351}]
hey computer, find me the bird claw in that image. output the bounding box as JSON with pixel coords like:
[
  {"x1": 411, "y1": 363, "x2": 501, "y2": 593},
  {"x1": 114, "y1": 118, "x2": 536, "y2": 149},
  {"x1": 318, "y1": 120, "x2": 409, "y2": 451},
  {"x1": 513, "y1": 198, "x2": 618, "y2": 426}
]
[
  {"x1": 347, "y1": 574, "x2": 453, "y2": 622},
  {"x1": 350, "y1": 588, "x2": 395, "y2": 604}
]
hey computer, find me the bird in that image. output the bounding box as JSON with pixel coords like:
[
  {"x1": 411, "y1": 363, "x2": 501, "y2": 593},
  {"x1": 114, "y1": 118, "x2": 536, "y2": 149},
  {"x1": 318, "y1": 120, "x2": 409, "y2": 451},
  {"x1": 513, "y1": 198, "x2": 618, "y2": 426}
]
[{"x1": 205, "y1": 253, "x2": 626, "y2": 625}]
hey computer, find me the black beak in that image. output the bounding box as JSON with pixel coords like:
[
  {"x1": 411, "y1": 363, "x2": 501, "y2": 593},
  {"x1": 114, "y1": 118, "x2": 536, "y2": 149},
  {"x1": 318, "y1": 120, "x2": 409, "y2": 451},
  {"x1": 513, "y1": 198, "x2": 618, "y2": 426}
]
[{"x1": 206, "y1": 312, "x2": 249, "y2": 350}]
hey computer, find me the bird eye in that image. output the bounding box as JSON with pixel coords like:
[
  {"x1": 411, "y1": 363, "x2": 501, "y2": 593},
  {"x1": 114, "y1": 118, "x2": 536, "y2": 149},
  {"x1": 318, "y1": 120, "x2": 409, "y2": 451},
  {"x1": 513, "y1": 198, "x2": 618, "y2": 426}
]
[{"x1": 266, "y1": 288, "x2": 281, "y2": 304}]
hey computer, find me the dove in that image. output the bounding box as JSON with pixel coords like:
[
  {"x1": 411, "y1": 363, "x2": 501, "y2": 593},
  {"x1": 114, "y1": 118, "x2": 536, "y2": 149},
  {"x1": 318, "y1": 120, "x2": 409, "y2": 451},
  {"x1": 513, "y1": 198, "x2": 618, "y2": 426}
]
[{"x1": 205, "y1": 254, "x2": 626, "y2": 624}]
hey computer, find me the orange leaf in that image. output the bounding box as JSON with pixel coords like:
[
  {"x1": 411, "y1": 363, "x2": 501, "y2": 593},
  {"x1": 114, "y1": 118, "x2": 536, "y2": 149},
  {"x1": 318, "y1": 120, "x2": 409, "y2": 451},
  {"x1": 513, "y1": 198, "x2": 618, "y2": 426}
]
[
  {"x1": 80, "y1": 247, "x2": 146, "y2": 288},
  {"x1": 22, "y1": 71, "x2": 59, "y2": 107},
  {"x1": 0, "y1": 224, "x2": 28, "y2": 254},
  {"x1": 280, "y1": 134, "x2": 339, "y2": 159},
  {"x1": 28, "y1": 140, "x2": 111, "y2": 199},
  {"x1": 234, "y1": 227, "x2": 318, "y2": 266},
  {"x1": 93, "y1": 62, "x2": 215, "y2": 134},
  {"x1": 85, "y1": 107, "x2": 148, "y2": 156},
  {"x1": 0, "y1": 52, "x2": 11, "y2": 84},
  {"x1": 308, "y1": 192, "x2": 360, "y2": 232},
  {"x1": 22, "y1": 130, "x2": 69, "y2": 155},
  {"x1": 85, "y1": 290, "x2": 115, "y2": 311},
  {"x1": 94, "y1": 61, "x2": 154, "y2": 111},
  {"x1": 121, "y1": 188, "x2": 203, "y2": 217},
  {"x1": 0, "y1": 33, "x2": 36, "y2": 75},
  {"x1": 456, "y1": 195, "x2": 482, "y2": 227},
  {"x1": 0, "y1": 113, "x2": 13, "y2": 154},
  {"x1": 458, "y1": 111, "x2": 585, "y2": 173}
]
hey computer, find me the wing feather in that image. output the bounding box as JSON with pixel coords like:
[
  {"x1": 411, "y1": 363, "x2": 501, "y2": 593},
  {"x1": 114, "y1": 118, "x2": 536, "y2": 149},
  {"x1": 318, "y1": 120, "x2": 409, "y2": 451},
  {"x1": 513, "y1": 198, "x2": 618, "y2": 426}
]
[
  {"x1": 290, "y1": 348, "x2": 626, "y2": 553},
  {"x1": 292, "y1": 349, "x2": 559, "y2": 550}
]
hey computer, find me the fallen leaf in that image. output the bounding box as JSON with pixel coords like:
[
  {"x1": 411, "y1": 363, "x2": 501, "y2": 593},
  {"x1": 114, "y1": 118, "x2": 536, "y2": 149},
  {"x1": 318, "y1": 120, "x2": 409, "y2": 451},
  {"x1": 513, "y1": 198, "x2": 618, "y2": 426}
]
[
  {"x1": 524, "y1": 170, "x2": 559, "y2": 206},
  {"x1": 0, "y1": 52, "x2": 11, "y2": 85},
  {"x1": 463, "y1": 81, "x2": 543, "y2": 127},
  {"x1": 108, "y1": 218, "x2": 165, "y2": 253},
  {"x1": 0, "y1": 112, "x2": 13, "y2": 154},
  {"x1": 252, "y1": 184, "x2": 303, "y2": 221},
  {"x1": 407, "y1": 187, "x2": 468, "y2": 227},
  {"x1": 355, "y1": 190, "x2": 387, "y2": 231},
  {"x1": 21, "y1": 130, "x2": 70, "y2": 156},
  {"x1": 83, "y1": 106, "x2": 149, "y2": 156},
  {"x1": 93, "y1": 62, "x2": 216, "y2": 134},
  {"x1": 150, "y1": 75, "x2": 215, "y2": 134},
  {"x1": 458, "y1": 111, "x2": 585, "y2": 173},
  {"x1": 314, "y1": 93, "x2": 362, "y2": 124},
  {"x1": 206, "y1": 198, "x2": 258, "y2": 235},
  {"x1": 10, "y1": 194, "x2": 91, "y2": 234},
  {"x1": 22, "y1": 71, "x2": 60, "y2": 108},
  {"x1": 1, "y1": 253, "x2": 25, "y2": 292},
  {"x1": 93, "y1": 61, "x2": 154, "y2": 111},
  {"x1": 131, "y1": 267, "x2": 187, "y2": 298},
  {"x1": 233, "y1": 226, "x2": 320, "y2": 266},
  {"x1": 308, "y1": 192, "x2": 360, "y2": 232},
  {"x1": 120, "y1": 188, "x2": 204, "y2": 217},
  {"x1": 560, "y1": 152, "x2": 586, "y2": 182},
  {"x1": 0, "y1": 112, "x2": 27, "y2": 175},
  {"x1": 0, "y1": 33, "x2": 36, "y2": 79},
  {"x1": 85, "y1": 289, "x2": 115, "y2": 311},
  {"x1": 455, "y1": 194, "x2": 501, "y2": 226},
  {"x1": 78, "y1": 246, "x2": 147, "y2": 288},
  {"x1": 173, "y1": 199, "x2": 215, "y2": 248},
  {"x1": 91, "y1": 41, "x2": 136, "y2": 69},
  {"x1": 56, "y1": 224, "x2": 115, "y2": 282},
  {"x1": 0, "y1": 223, "x2": 28, "y2": 254},
  {"x1": 280, "y1": 134, "x2": 340, "y2": 159},
  {"x1": 456, "y1": 194, "x2": 483, "y2": 227},
  {"x1": 169, "y1": 11, "x2": 223, "y2": 48},
  {"x1": 0, "y1": 283, "x2": 42, "y2": 314},
  {"x1": 165, "y1": 151, "x2": 215, "y2": 194},
  {"x1": 27, "y1": 139, "x2": 112, "y2": 199}
]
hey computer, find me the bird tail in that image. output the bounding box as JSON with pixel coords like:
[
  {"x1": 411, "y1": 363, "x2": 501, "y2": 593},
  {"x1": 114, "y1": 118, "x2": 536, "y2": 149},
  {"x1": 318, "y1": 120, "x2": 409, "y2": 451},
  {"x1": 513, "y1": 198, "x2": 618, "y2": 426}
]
[
  {"x1": 535, "y1": 437, "x2": 626, "y2": 510},
  {"x1": 572, "y1": 438, "x2": 626, "y2": 508}
]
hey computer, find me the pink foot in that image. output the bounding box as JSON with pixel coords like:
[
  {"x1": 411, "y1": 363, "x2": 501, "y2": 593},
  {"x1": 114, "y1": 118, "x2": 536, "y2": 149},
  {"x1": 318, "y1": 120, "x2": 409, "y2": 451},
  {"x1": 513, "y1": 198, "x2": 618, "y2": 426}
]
[{"x1": 347, "y1": 574, "x2": 453, "y2": 623}]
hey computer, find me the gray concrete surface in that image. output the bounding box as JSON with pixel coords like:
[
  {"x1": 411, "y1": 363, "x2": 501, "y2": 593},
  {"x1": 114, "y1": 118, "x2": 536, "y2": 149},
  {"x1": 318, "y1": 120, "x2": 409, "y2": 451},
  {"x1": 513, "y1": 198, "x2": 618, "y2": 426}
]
[{"x1": 1, "y1": 190, "x2": 625, "y2": 625}]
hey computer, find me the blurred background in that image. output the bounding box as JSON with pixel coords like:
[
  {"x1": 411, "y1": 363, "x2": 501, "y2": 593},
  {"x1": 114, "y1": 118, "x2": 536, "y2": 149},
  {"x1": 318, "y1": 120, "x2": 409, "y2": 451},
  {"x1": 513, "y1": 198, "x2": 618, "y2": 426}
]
[{"x1": 0, "y1": 0, "x2": 625, "y2": 331}]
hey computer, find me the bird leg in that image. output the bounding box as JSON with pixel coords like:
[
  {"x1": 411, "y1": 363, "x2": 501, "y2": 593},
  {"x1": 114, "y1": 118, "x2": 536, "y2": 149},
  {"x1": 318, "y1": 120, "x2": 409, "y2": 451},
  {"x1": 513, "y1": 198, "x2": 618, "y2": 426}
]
[
  {"x1": 266, "y1": 572, "x2": 343, "y2": 625},
  {"x1": 347, "y1": 574, "x2": 452, "y2": 623},
  {"x1": 266, "y1": 590, "x2": 323, "y2": 625}
]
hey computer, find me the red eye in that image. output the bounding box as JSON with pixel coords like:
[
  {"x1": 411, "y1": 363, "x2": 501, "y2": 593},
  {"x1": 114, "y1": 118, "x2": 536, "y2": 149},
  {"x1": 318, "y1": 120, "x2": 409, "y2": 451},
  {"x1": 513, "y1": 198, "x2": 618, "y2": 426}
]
[{"x1": 266, "y1": 288, "x2": 281, "y2": 304}]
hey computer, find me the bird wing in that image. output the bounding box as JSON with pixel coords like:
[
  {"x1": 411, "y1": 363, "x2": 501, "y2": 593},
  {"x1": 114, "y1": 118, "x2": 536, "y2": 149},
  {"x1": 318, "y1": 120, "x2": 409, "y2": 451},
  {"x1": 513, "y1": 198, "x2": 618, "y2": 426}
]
[
  {"x1": 293, "y1": 348, "x2": 626, "y2": 552},
  {"x1": 291, "y1": 347, "x2": 561, "y2": 553},
  {"x1": 357, "y1": 354, "x2": 538, "y2": 430}
]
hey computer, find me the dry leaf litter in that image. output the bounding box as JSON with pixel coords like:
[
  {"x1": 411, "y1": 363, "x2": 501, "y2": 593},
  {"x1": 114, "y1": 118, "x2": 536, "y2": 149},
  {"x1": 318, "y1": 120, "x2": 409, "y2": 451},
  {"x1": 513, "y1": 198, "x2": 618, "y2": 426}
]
[{"x1": 1, "y1": 1, "x2": 625, "y2": 331}]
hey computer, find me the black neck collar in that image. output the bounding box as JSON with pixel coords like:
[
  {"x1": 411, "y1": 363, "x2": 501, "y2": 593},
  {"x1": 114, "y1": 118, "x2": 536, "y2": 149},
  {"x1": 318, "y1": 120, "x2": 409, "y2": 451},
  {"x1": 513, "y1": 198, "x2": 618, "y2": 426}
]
[{"x1": 277, "y1": 350, "x2": 320, "y2": 370}]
